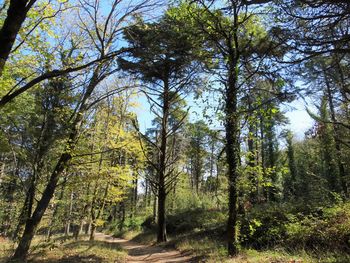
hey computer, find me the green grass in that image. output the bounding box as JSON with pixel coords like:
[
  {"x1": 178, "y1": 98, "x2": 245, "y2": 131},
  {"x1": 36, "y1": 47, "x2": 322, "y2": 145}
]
[
  {"x1": 171, "y1": 231, "x2": 350, "y2": 263},
  {"x1": 0, "y1": 235, "x2": 127, "y2": 263},
  {"x1": 109, "y1": 204, "x2": 350, "y2": 263}
]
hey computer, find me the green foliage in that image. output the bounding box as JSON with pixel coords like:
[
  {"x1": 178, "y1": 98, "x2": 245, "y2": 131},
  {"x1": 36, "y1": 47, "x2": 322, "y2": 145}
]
[
  {"x1": 286, "y1": 203, "x2": 350, "y2": 252},
  {"x1": 240, "y1": 202, "x2": 350, "y2": 253},
  {"x1": 240, "y1": 204, "x2": 290, "y2": 249},
  {"x1": 166, "y1": 208, "x2": 226, "y2": 235}
]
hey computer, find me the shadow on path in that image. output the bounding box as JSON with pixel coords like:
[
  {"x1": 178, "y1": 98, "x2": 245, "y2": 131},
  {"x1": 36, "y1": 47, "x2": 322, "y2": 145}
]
[{"x1": 94, "y1": 233, "x2": 196, "y2": 263}]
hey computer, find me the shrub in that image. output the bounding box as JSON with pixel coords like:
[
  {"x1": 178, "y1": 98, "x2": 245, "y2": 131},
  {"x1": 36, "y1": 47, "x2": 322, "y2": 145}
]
[
  {"x1": 240, "y1": 204, "x2": 290, "y2": 249},
  {"x1": 286, "y1": 203, "x2": 350, "y2": 252},
  {"x1": 166, "y1": 208, "x2": 226, "y2": 235}
]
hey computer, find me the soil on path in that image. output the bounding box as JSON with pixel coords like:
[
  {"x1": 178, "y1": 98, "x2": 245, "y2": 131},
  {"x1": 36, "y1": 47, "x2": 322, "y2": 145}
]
[{"x1": 94, "y1": 232, "x2": 195, "y2": 263}]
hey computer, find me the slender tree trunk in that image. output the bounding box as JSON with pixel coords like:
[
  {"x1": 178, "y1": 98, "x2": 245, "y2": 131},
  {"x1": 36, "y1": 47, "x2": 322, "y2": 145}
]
[
  {"x1": 324, "y1": 71, "x2": 348, "y2": 197},
  {"x1": 153, "y1": 195, "x2": 157, "y2": 223},
  {"x1": 156, "y1": 79, "x2": 169, "y2": 243},
  {"x1": 78, "y1": 183, "x2": 90, "y2": 237},
  {"x1": 12, "y1": 152, "x2": 71, "y2": 261},
  {"x1": 47, "y1": 176, "x2": 67, "y2": 241},
  {"x1": 11, "y1": 67, "x2": 100, "y2": 261},
  {"x1": 0, "y1": 161, "x2": 4, "y2": 183},
  {"x1": 119, "y1": 202, "x2": 125, "y2": 231},
  {"x1": 133, "y1": 177, "x2": 138, "y2": 215},
  {"x1": 225, "y1": 51, "x2": 240, "y2": 257},
  {"x1": 89, "y1": 182, "x2": 98, "y2": 241},
  {"x1": 260, "y1": 115, "x2": 267, "y2": 202},
  {"x1": 215, "y1": 161, "x2": 220, "y2": 207},
  {"x1": 145, "y1": 179, "x2": 149, "y2": 208},
  {"x1": 90, "y1": 182, "x2": 109, "y2": 241},
  {"x1": 65, "y1": 191, "x2": 74, "y2": 236},
  {"x1": 13, "y1": 164, "x2": 40, "y2": 241},
  {"x1": 89, "y1": 223, "x2": 96, "y2": 241},
  {"x1": 255, "y1": 129, "x2": 261, "y2": 201},
  {"x1": 171, "y1": 182, "x2": 176, "y2": 212},
  {"x1": 266, "y1": 121, "x2": 277, "y2": 202},
  {"x1": 247, "y1": 96, "x2": 257, "y2": 203}
]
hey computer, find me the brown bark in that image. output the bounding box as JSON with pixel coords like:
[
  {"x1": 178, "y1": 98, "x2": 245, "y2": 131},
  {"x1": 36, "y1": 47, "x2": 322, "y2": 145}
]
[
  {"x1": 224, "y1": 2, "x2": 241, "y2": 255},
  {"x1": 225, "y1": 62, "x2": 240, "y2": 256},
  {"x1": 12, "y1": 152, "x2": 72, "y2": 260},
  {"x1": 156, "y1": 79, "x2": 169, "y2": 243}
]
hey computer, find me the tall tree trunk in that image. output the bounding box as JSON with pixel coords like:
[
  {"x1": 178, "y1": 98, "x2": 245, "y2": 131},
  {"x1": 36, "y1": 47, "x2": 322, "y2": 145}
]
[
  {"x1": 157, "y1": 185, "x2": 167, "y2": 242},
  {"x1": 78, "y1": 184, "x2": 91, "y2": 237},
  {"x1": 225, "y1": 47, "x2": 240, "y2": 257},
  {"x1": 11, "y1": 67, "x2": 100, "y2": 261},
  {"x1": 47, "y1": 176, "x2": 67, "y2": 241},
  {"x1": 266, "y1": 120, "x2": 277, "y2": 202},
  {"x1": 156, "y1": 78, "x2": 169, "y2": 243},
  {"x1": 12, "y1": 152, "x2": 71, "y2": 260},
  {"x1": 153, "y1": 195, "x2": 157, "y2": 223},
  {"x1": 89, "y1": 182, "x2": 99, "y2": 241},
  {"x1": 247, "y1": 96, "x2": 257, "y2": 203},
  {"x1": 65, "y1": 191, "x2": 74, "y2": 236},
  {"x1": 12, "y1": 173, "x2": 36, "y2": 241},
  {"x1": 0, "y1": 0, "x2": 36, "y2": 76},
  {"x1": 134, "y1": 176, "x2": 138, "y2": 213},
  {"x1": 90, "y1": 182, "x2": 109, "y2": 241},
  {"x1": 285, "y1": 132, "x2": 297, "y2": 200},
  {"x1": 324, "y1": 71, "x2": 348, "y2": 197},
  {"x1": 145, "y1": 179, "x2": 149, "y2": 208},
  {"x1": 260, "y1": 115, "x2": 267, "y2": 202},
  {"x1": 119, "y1": 202, "x2": 125, "y2": 231}
]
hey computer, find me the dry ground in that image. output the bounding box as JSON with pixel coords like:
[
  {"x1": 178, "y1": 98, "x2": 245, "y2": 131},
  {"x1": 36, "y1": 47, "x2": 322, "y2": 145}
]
[{"x1": 94, "y1": 232, "x2": 195, "y2": 263}]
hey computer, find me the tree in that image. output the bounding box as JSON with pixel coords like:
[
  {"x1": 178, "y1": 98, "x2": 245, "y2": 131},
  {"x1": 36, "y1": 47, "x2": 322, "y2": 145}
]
[
  {"x1": 182, "y1": 0, "x2": 279, "y2": 255},
  {"x1": 186, "y1": 120, "x2": 210, "y2": 194},
  {"x1": 10, "y1": 0, "x2": 151, "y2": 260},
  {"x1": 283, "y1": 130, "x2": 297, "y2": 200},
  {"x1": 74, "y1": 93, "x2": 144, "y2": 240},
  {"x1": 274, "y1": 0, "x2": 350, "y2": 60},
  {"x1": 118, "y1": 13, "x2": 202, "y2": 242},
  {"x1": 0, "y1": 0, "x2": 37, "y2": 75}
]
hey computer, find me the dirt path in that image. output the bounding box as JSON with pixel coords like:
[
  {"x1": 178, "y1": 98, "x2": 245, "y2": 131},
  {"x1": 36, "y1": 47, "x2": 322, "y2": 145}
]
[{"x1": 94, "y1": 232, "x2": 194, "y2": 263}]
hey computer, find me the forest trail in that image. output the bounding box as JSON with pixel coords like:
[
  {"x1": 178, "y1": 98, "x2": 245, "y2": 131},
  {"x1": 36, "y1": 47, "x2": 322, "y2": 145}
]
[{"x1": 94, "y1": 232, "x2": 194, "y2": 263}]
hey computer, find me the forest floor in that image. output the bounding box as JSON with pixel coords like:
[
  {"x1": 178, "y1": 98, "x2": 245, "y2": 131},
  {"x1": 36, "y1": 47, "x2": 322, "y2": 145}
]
[
  {"x1": 0, "y1": 233, "x2": 195, "y2": 263},
  {"x1": 94, "y1": 232, "x2": 195, "y2": 262}
]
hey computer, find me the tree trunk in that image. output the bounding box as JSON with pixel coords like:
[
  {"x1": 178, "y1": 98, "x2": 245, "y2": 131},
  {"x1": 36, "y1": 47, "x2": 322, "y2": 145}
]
[
  {"x1": 324, "y1": 71, "x2": 348, "y2": 197},
  {"x1": 260, "y1": 115, "x2": 267, "y2": 202},
  {"x1": 225, "y1": 53, "x2": 240, "y2": 257},
  {"x1": 65, "y1": 191, "x2": 74, "y2": 236},
  {"x1": 89, "y1": 182, "x2": 98, "y2": 241},
  {"x1": 119, "y1": 202, "x2": 125, "y2": 231},
  {"x1": 153, "y1": 195, "x2": 157, "y2": 223},
  {"x1": 11, "y1": 152, "x2": 71, "y2": 261},
  {"x1": 157, "y1": 186, "x2": 167, "y2": 242},
  {"x1": 86, "y1": 222, "x2": 91, "y2": 235},
  {"x1": 0, "y1": 0, "x2": 35, "y2": 76},
  {"x1": 11, "y1": 67, "x2": 101, "y2": 261},
  {"x1": 156, "y1": 79, "x2": 169, "y2": 243},
  {"x1": 89, "y1": 223, "x2": 96, "y2": 241},
  {"x1": 47, "y1": 176, "x2": 67, "y2": 241},
  {"x1": 247, "y1": 97, "x2": 257, "y2": 203}
]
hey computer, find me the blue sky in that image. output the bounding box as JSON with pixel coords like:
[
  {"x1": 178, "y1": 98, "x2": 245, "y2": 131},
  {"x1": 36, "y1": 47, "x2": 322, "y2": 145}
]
[
  {"x1": 284, "y1": 99, "x2": 315, "y2": 140},
  {"x1": 134, "y1": 92, "x2": 315, "y2": 141}
]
